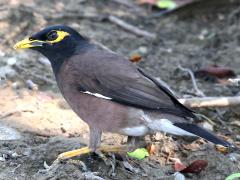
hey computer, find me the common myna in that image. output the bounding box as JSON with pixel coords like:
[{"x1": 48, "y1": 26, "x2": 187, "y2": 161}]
[{"x1": 14, "y1": 25, "x2": 233, "y2": 161}]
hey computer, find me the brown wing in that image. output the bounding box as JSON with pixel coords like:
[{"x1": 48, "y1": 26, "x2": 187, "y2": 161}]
[{"x1": 69, "y1": 48, "x2": 195, "y2": 118}]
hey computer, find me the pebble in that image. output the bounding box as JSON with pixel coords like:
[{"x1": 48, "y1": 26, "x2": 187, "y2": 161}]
[
  {"x1": 0, "y1": 156, "x2": 5, "y2": 162},
  {"x1": 11, "y1": 152, "x2": 21, "y2": 158},
  {"x1": 0, "y1": 66, "x2": 16, "y2": 80},
  {"x1": 2, "y1": 154, "x2": 9, "y2": 160},
  {"x1": 26, "y1": 79, "x2": 38, "y2": 90},
  {"x1": 12, "y1": 81, "x2": 22, "y2": 90},
  {"x1": 235, "y1": 135, "x2": 240, "y2": 141},
  {"x1": 22, "y1": 148, "x2": 32, "y2": 156},
  {"x1": 0, "y1": 50, "x2": 5, "y2": 57},
  {"x1": 0, "y1": 123, "x2": 21, "y2": 140},
  {"x1": 38, "y1": 57, "x2": 51, "y2": 66},
  {"x1": 138, "y1": 46, "x2": 148, "y2": 54},
  {"x1": 130, "y1": 46, "x2": 148, "y2": 57},
  {"x1": 7, "y1": 57, "x2": 17, "y2": 66},
  {"x1": 174, "y1": 172, "x2": 185, "y2": 180},
  {"x1": 228, "y1": 153, "x2": 240, "y2": 162},
  {"x1": 154, "y1": 132, "x2": 163, "y2": 141}
]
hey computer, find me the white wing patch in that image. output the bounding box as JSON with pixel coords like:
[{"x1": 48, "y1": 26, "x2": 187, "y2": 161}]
[
  {"x1": 147, "y1": 118, "x2": 196, "y2": 136},
  {"x1": 121, "y1": 125, "x2": 148, "y2": 136},
  {"x1": 82, "y1": 91, "x2": 112, "y2": 100}
]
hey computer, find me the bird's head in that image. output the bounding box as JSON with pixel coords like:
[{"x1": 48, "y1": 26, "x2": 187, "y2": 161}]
[
  {"x1": 14, "y1": 25, "x2": 88, "y2": 61},
  {"x1": 14, "y1": 25, "x2": 89, "y2": 73}
]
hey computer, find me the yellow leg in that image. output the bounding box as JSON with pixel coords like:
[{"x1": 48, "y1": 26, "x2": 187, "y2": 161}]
[
  {"x1": 56, "y1": 146, "x2": 91, "y2": 161},
  {"x1": 99, "y1": 145, "x2": 129, "y2": 153},
  {"x1": 54, "y1": 145, "x2": 130, "y2": 162}
]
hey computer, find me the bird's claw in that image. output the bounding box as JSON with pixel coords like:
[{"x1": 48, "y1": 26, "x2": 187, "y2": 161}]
[
  {"x1": 122, "y1": 160, "x2": 141, "y2": 174},
  {"x1": 66, "y1": 159, "x2": 88, "y2": 171},
  {"x1": 40, "y1": 159, "x2": 88, "y2": 174},
  {"x1": 95, "y1": 150, "x2": 116, "y2": 176}
]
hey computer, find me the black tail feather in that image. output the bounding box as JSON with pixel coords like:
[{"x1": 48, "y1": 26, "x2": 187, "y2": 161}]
[{"x1": 174, "y1": 123, "x2": 234, "y2": 148}]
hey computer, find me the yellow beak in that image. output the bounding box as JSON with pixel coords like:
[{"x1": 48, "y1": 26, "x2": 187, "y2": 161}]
[{"x1": 14, "y1": 38, "x2": 45, "y2": 50}]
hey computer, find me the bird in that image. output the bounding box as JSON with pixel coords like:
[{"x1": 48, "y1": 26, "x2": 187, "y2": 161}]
[{"x1": 14, "y1": 25, "x2": 233, "y2": 162}]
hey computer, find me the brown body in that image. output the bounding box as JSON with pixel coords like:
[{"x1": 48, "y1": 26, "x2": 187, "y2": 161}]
[
  {"x1": 57, "y1": 65, "x2": 139, "y2": 132},
  {"x1": 55, "y1": 47, "x2": 195, "y2": 150},
  {"x1": 57, "y1": 51, "x2": 148, "y2": 132}
]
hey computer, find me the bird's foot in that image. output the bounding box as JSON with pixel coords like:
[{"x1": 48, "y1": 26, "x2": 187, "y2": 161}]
[
  {"x1": 97, "y1": 145, "x2": 140, "y2": 175},
  {"x1": 39, "y1": 158, "x2": 88, "y2": 174},
  {"x1": 95, "y1": 150, "x2": 116, "y2": 176},
  {"x1": 44, "y1": 145, "x2": 130, "y2": 174},
  {"x1": 42, "y1": 146, "x2": 91, "y2": 172},
  {"x1": 122, "y1": 159, "x2": 141, "y2": 174}
]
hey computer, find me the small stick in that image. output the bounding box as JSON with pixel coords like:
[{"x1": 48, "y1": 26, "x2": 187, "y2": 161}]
[
  {"x1": 0, "y1": 111, "x2": 18, "y2": 119},
  {"x1": 112, "y1": 0, "x2": 136, "y2": 8},
  {"x1": 178, "y1": 96, "x2": 240, "y2": 108},
  {"x1": 178, "y1": 65, "x2": 205, "y2": 97},
  {"x1": 0, "y1": 109, "x2": 33, "y2": 119},
  {"x1": 108, "y1": 15, "x2": 156, "y2": 39}
]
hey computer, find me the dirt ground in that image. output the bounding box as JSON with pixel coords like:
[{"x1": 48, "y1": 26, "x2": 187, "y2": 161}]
[{"x1": 0, "y1": 0, "x2": 240, "y2": 179}]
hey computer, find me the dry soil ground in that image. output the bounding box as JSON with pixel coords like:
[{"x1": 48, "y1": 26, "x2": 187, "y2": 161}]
[{"x1": 0, "y1": 0, "x2": 240, "y2": 179}]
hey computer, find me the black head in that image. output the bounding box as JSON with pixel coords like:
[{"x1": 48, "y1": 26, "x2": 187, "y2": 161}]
[{"x1": 14, "y1": 25, "x2": 89, "y2": 73}]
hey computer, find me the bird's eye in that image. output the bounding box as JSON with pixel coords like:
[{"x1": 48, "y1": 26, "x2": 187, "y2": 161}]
[{"x1": 47, "y1": 31, "x2": 58, "y2": 41}]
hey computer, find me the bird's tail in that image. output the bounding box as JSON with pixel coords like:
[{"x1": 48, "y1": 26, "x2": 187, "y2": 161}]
[{"x1": 174, "y1": 122, "x2": 234, "y2": 148}]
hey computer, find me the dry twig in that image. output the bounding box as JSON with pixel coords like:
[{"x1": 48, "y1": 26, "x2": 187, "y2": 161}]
[
  {"x1": 0, "y1": 110, "x2": 33, "y2": 119},
  {"x1": 178, "y1": 65, "x2": 205, "y2": 97},
  {"x1": 179, "y1": 96, "x2": 240, "y2": 108},
  {"x1": 0, "y1": 111, "x2": 19, "y2": 119},
  {"x1": 108, "y1": 15, "x2": 156, "y2": 39},
  {"x1": 112, "y1": 0, "x2": 137, "y2": 8}
]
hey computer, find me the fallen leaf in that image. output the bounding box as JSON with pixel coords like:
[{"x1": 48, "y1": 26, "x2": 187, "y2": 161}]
[
  {"x1": 156, "y1": 0, "x2": 177, "y2": 9},
  {"x1": 181, "y1": 142, "x2": 201, "y2": 151},
  {"x1": 215, "y1": 144, "x2": 229, "y2": 154},
  {"x1": 174, "y1": 161, "x2": 186, "y2": 172},
  {"x1": 195, "y1": 65, "x2": 236, "y2": 80},
  {"x1": 180, "y1": 160, "x2": 208, "y2": 174},
  {"x1": 129, "y1": 54, "x2": 142, "y2": 63},
  {"x1": 147, "y1": 144, "x2": 156, "y2": 154},
  {"x1": 127, "y1": 148, "x2": 149, "y2": 160},
  {"x1": 137, "y1": 0, "x2": 197, "y2": 10},
  {"x1": 137, "y1": 0, "x2": 156, "y2": 5},
  {"x1": 226, "y1": 172, "x2": 240, "y2": 180}
]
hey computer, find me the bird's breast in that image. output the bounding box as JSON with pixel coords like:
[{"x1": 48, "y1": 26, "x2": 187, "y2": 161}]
[{"x1": 56, "y1": 68, "x2": 142, "y2": 132}]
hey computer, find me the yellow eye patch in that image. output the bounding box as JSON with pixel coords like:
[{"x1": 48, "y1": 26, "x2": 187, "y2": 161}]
[
  {"x1": 14, "y1": 30, "x2": 70, "y2": 50},
  {"x1": 47, "y1": 30, "x2": 70, "y2": 44}
]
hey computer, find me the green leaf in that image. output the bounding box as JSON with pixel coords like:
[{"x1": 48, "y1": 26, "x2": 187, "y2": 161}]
[
  {"x1": 226, "y1": 173, "x2": 240, "y2": 180},
  {"x1": 127, "y1": 148, "x2": 149, "y2": 160},
  {"x1": 156, "y1": 0, "x2": 177, "y2": 9}
]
